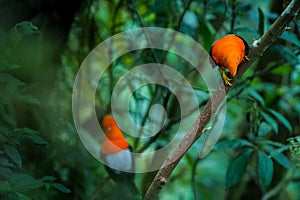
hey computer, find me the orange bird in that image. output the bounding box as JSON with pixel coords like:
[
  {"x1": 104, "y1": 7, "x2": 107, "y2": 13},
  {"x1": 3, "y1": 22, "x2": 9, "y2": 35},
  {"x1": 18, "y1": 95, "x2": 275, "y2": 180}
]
[
  {"x1": 210, "y1": 34, "x2": 249, "y2": 86},
  {"x1": 101, "y1": 115, "x2": 130, "y2": 156},
  {"x1": 100, "y1": 114, "x2": 138, "y2": 195}
]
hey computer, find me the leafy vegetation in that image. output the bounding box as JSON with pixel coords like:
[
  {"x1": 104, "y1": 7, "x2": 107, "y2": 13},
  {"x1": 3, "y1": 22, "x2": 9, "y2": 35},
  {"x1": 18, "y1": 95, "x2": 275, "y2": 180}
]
[
  {"x1": 0, "y1": 0, "x2": 299, "y2": 199},
  {"x1": 0, "y1": 22, "x2": 71, "y2": 199}
]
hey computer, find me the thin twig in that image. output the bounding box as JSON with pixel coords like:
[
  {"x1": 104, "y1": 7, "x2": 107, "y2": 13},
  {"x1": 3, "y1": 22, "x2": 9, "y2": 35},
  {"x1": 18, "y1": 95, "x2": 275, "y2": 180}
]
[
  {"x1": 176, "y1": 0, "x2": 194, "y2": 30},
  {"x1": 230, "y1": 0, "x2": 237, "y2": 33},
  {"x1": 191, "y1": 158, "x2": 201, "y2": 200}
]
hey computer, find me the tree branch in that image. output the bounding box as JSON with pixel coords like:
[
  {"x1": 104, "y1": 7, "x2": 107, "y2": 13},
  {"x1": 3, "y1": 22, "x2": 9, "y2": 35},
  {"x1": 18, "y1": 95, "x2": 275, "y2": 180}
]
[{"x1": 144, "y1": 0, "x2": 300, "y2": 199}]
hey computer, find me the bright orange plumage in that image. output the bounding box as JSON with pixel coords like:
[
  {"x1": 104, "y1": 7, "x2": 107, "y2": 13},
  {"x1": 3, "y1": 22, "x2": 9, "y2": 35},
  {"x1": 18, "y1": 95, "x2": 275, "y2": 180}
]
[
  {"x1": 101, "y1": 115, "x2": 129, "y2": 155},
  {"x1": 100, "y1": 115, "x2": 138, "y2": 195},
  {"x1": 210, "y1": 34, "x2": 249, "y2": 85}
]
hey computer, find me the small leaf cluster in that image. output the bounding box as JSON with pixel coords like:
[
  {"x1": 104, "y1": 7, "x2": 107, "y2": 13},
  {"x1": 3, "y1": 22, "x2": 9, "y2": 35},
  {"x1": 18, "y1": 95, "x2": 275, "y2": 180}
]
[
  {"x1": 215, "y1": 83, "x2": 297, "y2": 193},
  {"x1": 289, "y1": 137, "x2": 300, "y2": 168}
]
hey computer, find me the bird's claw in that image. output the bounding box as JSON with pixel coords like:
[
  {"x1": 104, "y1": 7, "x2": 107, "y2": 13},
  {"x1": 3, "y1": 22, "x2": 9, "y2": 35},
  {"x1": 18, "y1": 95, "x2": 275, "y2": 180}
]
[
  {"x1": 244, "y1": 55, "x2": 250, "y2": 61},
  {"x1": 222, "y1": 71, "x2": 233, "y2": 86},
  {"x1": 224, "y1": 77, "x2": 233, "y2": 86}
]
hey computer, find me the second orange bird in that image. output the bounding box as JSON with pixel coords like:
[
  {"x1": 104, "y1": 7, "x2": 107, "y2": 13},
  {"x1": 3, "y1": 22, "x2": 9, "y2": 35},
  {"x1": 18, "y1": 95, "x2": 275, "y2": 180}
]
[
  {"x1": 100, "y1": 114, "x2": 138, "y2": 195},
  {"x1": 210, "y1": 34, "x2": 249, "y2": 86}
]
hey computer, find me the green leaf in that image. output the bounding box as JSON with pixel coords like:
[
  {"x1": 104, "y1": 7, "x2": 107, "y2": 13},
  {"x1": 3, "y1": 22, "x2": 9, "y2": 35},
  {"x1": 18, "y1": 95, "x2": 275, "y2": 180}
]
[
  {"x1": 17, "y1": 193, "x2": 32, "y2": 200},
  {"x1": 226, "y1": 148, "x2": 253, "y2": 190},
  {"x1": 258, "y1": 122, "x2": 272, "y2": 137},
  {"x1": 19, "y1": 127, "x2": 38, "y2": 135},
  {"x1": 271, "y1": 64, "x2": 293, "y2": 75},
  {"x1": 0, "y1": 59, "x2": 20, "y2": 71},
  {"x1": 258, "y1": 7, "x2": 265, "y2": 36},
  {"x1": 10, "y1": 173, "x2": 42, "y2": 191},
  {"x1": 268, "y1": 109, "x2": 292, "y2": 133},
  {"x1": 265, "y1": 145, "x2": 292, "y2": 169},
  {"x1": 0, "y1": 180, "x2": 11, "y2": 192},
  {"x1": 215, "y1": 139, "x2": 254, "y2": 150},
  {"x1": 0, "y1": 158, "x2": 15, "y2": 168},
  {"x1": 261, "y1": 112, "x2": 278, "y2": 134},
  {"x1": 6, "y1": 64, "x2": 20, "y2": 70},
  {"x1": 18, "y1": 128, "x2": 48, "y2": 145},
  {"x1": 0, "y1": 166, "x2": 13, "y2": 180},
  {"x1": 0, "y1": 73, "x2": 25, "y2": 87},
  {"x1": 270, "y1": 45, "x2": 298, "y2": 65},
  {"x1": 3, "y1": 145, "x2": 22, "y2": 169},
  {"x1": 15, "y1": 21, "x2": 39, "y2": 36},
  {"x1": 24, "y1": 134, "x2": 48, "y2": 145},
  {"x1": 257, "y1": 151, "x2": 274, "y2": 189},
  {"x1": 53, "y1": 183, "x2": 71, "y2": 193},
  {"x1": 247, "y1": 88, "x2": 265, "y2": 106},
  {"x1": 40, "y1": 176, "x2": 57, "y2": 182},
  {"x1": 260, "y1": 140, "x2": 287, "y2": 148},
  {"x1": 280, "y1": 32, "x2": 300, "y2": 47},
  {"x1": 18, "y1": 94, "x2": 41, "y2": 105}
]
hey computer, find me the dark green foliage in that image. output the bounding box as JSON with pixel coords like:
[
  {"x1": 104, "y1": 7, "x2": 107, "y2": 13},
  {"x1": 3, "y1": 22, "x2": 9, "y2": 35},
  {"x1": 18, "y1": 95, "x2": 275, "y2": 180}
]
[
  {"x1": 1, "y1": 0, "x2": 300, "y2": 199},
  {"x1": 257, "y1": 150, "x2": 274, "y2": 190},
  {"x1": 0, "y1": 22, "x2": 70, "y2": 199},
  {"x1": 226, "y1": 148, "x2": 253, "y2": 189}
]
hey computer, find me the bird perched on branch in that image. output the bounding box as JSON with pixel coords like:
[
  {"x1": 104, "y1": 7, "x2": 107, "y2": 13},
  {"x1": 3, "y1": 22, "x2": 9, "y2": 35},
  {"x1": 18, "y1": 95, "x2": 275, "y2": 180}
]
[
  {"x1": 210, "y1": 34, "x2": 249, "y2": 86},
  {"x1": 100, "y1": 114, "x2": 138, "y2": 197}
]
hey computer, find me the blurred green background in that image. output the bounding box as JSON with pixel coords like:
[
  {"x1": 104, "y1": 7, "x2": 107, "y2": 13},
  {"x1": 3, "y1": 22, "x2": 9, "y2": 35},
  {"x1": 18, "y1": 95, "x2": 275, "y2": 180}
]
[{"x1": 0, "y1": 0, "x2": 299, "y2": 199}]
